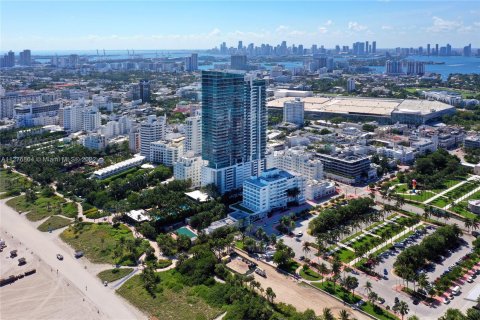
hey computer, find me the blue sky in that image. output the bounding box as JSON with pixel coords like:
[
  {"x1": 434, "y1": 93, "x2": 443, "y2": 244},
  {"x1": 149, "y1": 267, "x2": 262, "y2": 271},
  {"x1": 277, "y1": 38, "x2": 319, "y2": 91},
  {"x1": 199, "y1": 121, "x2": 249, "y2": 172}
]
[{"x1": 1, "y1": 1, "x2": 479, "y2": 50}]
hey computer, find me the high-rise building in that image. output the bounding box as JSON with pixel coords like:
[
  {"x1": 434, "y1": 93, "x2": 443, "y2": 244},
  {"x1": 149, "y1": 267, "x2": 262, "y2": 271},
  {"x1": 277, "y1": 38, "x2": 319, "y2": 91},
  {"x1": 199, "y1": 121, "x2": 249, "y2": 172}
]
[
  {"x1": 371, "y1": 41, "x2": 376, "y2": 54},
  {"x1": 61, "y1": 103, "x2": 85, "y2": 132},
  {"x1": 230, "y1": 54, "x2": 247, "y2": 70},
  {"x1": 463, "y1": 44, "x2": 472, "y2": 57},
  {"x1": 83, "y1": 107, "x2": 101, "y2": 132},
  {"x1": 238, "y1": 41, "x2": 243, "y2": 51},
  {"x1": 427, "y1": 44, "x2": 431, "y2": 56},
  {"x1": 185, "y1": 110, "x2": 202, "y2": 155},
  {"x1": 283, "y1": 98, "x2": 304, "y2": 126},
  {"x1": 365, "y1": 41, "x2": 369, "y2": 54},
  {"x1": 353, "y1": 42, "x2": 365, "y2": 55},
  {"x1": 201, "y1": 70, "x2": 266, "y2": 194},
  {"x1": 244, "y1": 76, "x2": 267, "y2": 176},
  {"x1": 139, "y1": 80, "x2": 151, "y2": 103},
  {"x1": 347, "y1": 78, "x2": 356, "y2": 92},
  {"x1": 140, "y1": 115, "x2": 166, "y2": 160},
  {"x1": 19, "y1": 50, "x2": 31, "y2": 66},
  {"x1": 446, "y1": 44, "x2": 452, "y2": 56},
  {"x1": 1, "y1": 51, "x2": 15, "y2": 67},
  {"x1": 184, "y1": 53, "x2": 198, "y2": 72},
  {"x1": 406, "y1": 61, "x2": 425, "y2": 76},
  {"x1": 435, "y1": 44, "x2": 439, "y2": 56},
  {"x1": 385, "y1": 60, "x2": 403, "y2": 74}
]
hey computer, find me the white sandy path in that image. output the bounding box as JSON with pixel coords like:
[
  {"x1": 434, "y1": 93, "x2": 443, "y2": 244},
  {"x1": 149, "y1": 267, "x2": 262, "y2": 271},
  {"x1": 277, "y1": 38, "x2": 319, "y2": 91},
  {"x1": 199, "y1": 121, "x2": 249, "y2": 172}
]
[{"x1": 0, "y1": 198, "x2": 146, "y2": 320}]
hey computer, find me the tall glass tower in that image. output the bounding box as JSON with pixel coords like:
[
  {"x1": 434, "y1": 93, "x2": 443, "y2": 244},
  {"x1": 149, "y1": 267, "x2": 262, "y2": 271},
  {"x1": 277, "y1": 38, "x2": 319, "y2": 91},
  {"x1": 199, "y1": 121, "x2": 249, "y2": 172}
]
[{"x1": 201, "y1": 70, "x2": 266, "y2": 193}]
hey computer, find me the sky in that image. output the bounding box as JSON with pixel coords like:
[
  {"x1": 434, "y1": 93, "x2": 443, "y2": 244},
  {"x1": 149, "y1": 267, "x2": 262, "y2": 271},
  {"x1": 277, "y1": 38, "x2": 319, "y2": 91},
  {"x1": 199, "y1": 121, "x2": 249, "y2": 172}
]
[{"x1": 1, "y1": 0, "x2": 479, "y2": 51}]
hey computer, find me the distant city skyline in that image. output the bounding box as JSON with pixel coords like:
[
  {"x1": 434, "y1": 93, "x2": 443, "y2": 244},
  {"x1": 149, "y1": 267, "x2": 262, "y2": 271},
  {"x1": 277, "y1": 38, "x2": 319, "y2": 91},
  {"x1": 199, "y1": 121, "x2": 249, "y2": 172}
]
[{"x1": 1, "y1": 1, "x2": 479, "y2": 51}]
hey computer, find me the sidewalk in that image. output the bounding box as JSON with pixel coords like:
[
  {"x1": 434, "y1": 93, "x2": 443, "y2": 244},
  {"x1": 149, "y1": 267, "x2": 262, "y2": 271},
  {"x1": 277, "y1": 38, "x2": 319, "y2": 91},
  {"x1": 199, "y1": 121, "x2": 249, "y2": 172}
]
[
  {"x1": 444, "y1": 184, "x2": 480, "y2": 210},
  {"x1": 424, "y1": 175, "x2": 480, "y2": 205}
]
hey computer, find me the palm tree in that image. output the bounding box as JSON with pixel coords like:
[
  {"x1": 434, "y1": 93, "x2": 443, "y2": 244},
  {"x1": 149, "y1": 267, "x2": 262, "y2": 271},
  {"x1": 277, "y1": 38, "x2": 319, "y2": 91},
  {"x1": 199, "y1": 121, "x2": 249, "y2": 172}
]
[
  {"x1": 331, "y1": 257, "x2": 342, "y2": 289},
  {"x1": 339, "y1": 309, "x2": 350, "y2": 320},
  {"x1": 397, "y1": 301, "x2": 409, "y2": 320},
  {"x1": 302, "y1": 242, "x2": 311, "y2": 259},
  {"x1": 472, "y1": 217, "x2": 480, "y2": 233},
  {"x1": 465, "y1": 218, "x2": 473, "y2": 233},
  {"x1": 318, "y1": 263, "x2": 329, "y2": 283},
  {"x1": 368, "y1": 291, "x2": 378, "y2": 307},
  {"x1": 423, "y1": 206, "x2": 432, "y2": 220},
  {"x1": 265, "y1": 287, "x2": 276, "y2": 303},
  {"x1": 364, "y1": 281, "x2": 373, "y2": 295},
  {"x1": 322, "y1": 308, "x2": 335, "y2": 320}
]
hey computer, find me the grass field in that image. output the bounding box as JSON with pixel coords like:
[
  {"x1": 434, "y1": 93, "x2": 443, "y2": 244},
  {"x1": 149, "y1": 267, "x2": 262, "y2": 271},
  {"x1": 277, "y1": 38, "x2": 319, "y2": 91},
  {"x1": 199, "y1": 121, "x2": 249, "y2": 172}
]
[
  {"x1": 0, "y1": 169, "x2": 30, "y2": 195},
  {"x1": 335, "y1": 247, "x2": 356, "y2": 263},
  {"x1": 117, "y1": 270, "x2": 223, "y2": 320},
  {"x1": 61, "y1": 202, "x2": 78, "y2": 218},
  {"x1": 430, "y1": 196, "x2": 449, "y2": 208},
  {"x1": 400, "y1": 190, "x2": 437, "y2": 202},
  {"x1": 372, "y1": 222, "x2": 404, "y2": 238},
  {"x1": 37, "y1": 216, "x2": 72, "y2": 232},
  {"x1": 60, "y1": 222, "x2": 150, "y2": 266},
  {"x1": 6, "y1": 194, "x2": 67, "y2": 221},
  {"x1": 313, "y1": 281, "x2": 398, "y2": 320},
  {"x1": 97, "y1": 268, "x2": 134, "y2": 283},
  {"x1": 299, "y1": 267, "x2": 322, "y2": 281},
  {"x1": 350, "y1": 234, "x2": 381, "y2": 252}
]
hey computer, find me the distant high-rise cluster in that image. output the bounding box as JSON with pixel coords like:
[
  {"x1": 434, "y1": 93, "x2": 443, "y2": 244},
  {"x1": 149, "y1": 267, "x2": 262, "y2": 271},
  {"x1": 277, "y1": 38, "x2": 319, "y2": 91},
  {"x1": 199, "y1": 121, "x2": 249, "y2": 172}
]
[
  {"x1": 385, "y1": 60, "x2": 403, "y2": 75},
  {"x1": 184, "y1": 53, "x2": 198, "y2": 72}
]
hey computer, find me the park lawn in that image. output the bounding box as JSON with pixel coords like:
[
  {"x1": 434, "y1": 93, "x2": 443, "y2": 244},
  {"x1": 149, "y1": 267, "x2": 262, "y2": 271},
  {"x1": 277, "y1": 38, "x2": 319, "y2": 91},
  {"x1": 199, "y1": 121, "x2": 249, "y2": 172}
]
[
  {"x1": 235, "y1": 240, "x2": 245, "y2": 250},
  {"x1": 341, "y1": 231, "x2": 364, "y2": 243},
  {"x1": 37, "y1": 216, "x2": 72, "y2": 232},
  {"x1": 351, "y1": 234, "x2": 381, "y2": 251},
  {"x1": 445, "y1": 182, "x2": 478, "y2": 199},
  {"x1": 299, "y1": 267, "x2": 322, "y2": 281},
  {"x1": 6, "y1": 194, "x2": 66, "y2": 221},
  {"x1": 0, "y1": 169, "x2": 30, "y2": 194},
  {"x1": 395, "y1": 184, "x2": 408, "y2": 193},
  {"x1": 61, "y1": 202, "x2": 78, "y2": 218},
  {"x1": 373, "y1": 223, "x2": 404, "y2": 238},
  {"x1": 313, "y1": 281, "x2": 360, "y2": 304},
  {"x1": 400, "y1": 190, "x2": 436, "y2": 202},
  {"x1": 84, "y1": 208, "x2": 109, "y2": 219},
  {"x1": 97, "y1": 268, "x2": 134, "y2": 283},
  {"x1": 365, "y1": 221, "x2": 384, "y2": 232},
  {"x1": 336, "y1": 247, "x2": 356, "y2": 263},
  {"x1": 117, "y1": 270, "x2": 223, "y2": 320},
  {"x1": 280, "y1": 260, "x2": 300, "y2": 274},
  {"x1": 60, "y1": 222, "x2": 150, "y2": 266},
  {"x1": 361, "y1": 303, "x2": 399, "y2": 320},
  {"x1": 450, "y1": 203, "x2": 478, "y2": 219},
  {"x1": 313, "y1": 281, "x2": 399, "y2": 320},
  {"x1": 432, "y1": 179, "x2": 465, "y2": 194},
  {"x1": 430, "y1": 196, "x2": 449, "y2": 208}
]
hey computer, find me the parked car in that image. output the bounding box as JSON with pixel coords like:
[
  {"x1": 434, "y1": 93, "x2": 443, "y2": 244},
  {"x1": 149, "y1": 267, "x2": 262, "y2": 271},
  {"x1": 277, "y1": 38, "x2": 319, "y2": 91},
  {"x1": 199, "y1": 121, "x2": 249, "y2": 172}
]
[
  {"x1": 255, "y1": 268, "x2": 266, "y2": 277},
  {"x1": 56, "y1": 254, "x2": 63, "y2": 260},
  {"x1": 467, "y1": 276, "x2": 474, "y2": 283},
  {"x1": 444, "y1": 297, "x2": 450, "y2": 304},
  {"x1": 18, "y1": 257, "x2": 26, "y2": 266},
  {"x1": 74, "y1": 250, "x2": 84, "y2": 258}
]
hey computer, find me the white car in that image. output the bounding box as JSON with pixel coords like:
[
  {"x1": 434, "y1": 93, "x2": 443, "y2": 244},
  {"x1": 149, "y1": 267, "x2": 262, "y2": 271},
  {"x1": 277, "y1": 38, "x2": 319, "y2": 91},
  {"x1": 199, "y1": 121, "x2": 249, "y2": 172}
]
[
  {"x1": 444, "y1": 297, "x2": 450, "y2": 304},
  {"x1": 467, "y1": 276, "x2": 474, "y2": 283}
]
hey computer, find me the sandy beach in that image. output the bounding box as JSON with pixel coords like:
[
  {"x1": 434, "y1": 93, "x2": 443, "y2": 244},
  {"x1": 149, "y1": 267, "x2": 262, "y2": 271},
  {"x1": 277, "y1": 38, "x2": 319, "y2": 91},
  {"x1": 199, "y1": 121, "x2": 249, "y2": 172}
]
[{"x1": 0, "y1": 198, "x2": 146, "y2": 320}]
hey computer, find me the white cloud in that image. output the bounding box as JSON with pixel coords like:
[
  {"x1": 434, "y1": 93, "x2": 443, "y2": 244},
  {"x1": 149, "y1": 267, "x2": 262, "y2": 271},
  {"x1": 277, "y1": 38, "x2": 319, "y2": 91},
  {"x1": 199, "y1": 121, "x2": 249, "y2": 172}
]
[
  {"x1": 318, "y1": 27, "x2": 328, "y2": 34},
  {"x1": 208, "y1": 28, "x2": 221, "y2": 37},
  {"x1": 427, "y1": 16, "x2": 461, "y2": 32},
  {"x1": 275, "y1": 25, "x2": 290, "y2": 33},
  {"x1": 324, "y1": 20, "x2": 333, "y2": 26},
  {"x1": 348, "y1": 21, "x2": 368, "y2": 32},
  {"x1": 381, "y1": 25, "x2": 393, "y2": 30}
]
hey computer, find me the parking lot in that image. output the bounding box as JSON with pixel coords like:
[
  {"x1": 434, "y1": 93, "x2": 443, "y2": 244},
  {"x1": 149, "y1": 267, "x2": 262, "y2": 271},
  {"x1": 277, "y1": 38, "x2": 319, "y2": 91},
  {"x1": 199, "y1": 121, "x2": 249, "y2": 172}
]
[{"x1": 353, "y1": 228, "x2": 478, "y2": 320}]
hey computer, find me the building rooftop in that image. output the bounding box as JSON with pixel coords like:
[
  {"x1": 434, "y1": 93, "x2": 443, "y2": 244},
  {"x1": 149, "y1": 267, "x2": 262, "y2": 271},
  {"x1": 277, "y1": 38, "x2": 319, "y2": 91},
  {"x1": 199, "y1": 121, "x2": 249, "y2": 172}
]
[
  {"x1": 185, "y1": 190, "x2": 209, "y2": 202},
  {"x1": 244, "y1": 168, "x2": 294, "y2": 188},
  {"x1": 268, "y1": 96, "x2": 453, "y2": 117}
]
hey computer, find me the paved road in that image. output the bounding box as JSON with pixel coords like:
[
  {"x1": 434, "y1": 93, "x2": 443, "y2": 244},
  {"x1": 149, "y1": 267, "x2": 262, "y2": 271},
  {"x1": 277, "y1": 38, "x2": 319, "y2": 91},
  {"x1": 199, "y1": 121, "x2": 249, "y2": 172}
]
[
  {"x1": 0, "y1": 199, "x2": 146, "y2": 320},
  {"x1": 234, "y1": 249, "x2": 370, "y2": 320}
]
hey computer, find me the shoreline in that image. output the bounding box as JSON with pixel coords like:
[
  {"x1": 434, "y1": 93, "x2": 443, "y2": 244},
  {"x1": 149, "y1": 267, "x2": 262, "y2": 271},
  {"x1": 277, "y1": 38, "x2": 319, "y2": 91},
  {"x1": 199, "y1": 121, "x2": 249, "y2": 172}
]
[{"x1": 0, "y1": 198, "x2": 146, "y2": 320}]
